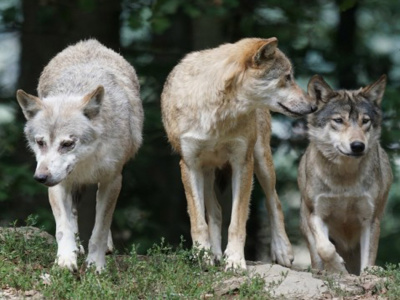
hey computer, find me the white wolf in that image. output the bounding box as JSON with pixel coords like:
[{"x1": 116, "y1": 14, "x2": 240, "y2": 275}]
[{"x1": 16, "y1": 39, "x2": 143, "y2": 272}]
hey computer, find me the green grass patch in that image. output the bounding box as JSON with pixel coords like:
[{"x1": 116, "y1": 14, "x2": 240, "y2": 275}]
[
  {"x1": 368, "y1": 264, "x2": 400, "y2": 299},
  {"x1": 0, "y1": 219, "x2": 270, "y2": 299}
]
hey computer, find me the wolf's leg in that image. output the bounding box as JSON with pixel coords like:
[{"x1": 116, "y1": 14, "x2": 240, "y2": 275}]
[
  {"x1": 300, "y1": 200, "x2": 323, "y2": 270},
  {"x1": 360, "y1": 218, "x2": 380, "y2": 273},
  {"x1": 309, "y1": 214, "x2": 347, "y2": 273},
  {"x1": 224, "y1": 153, "x2": 253, "y2": 270},
  {"x1": 49, "y1": 184, "x2": 79, "y2": 271},
  {"x1": 254, "y1": 137, "x2": 293, "y2": 267},
  {"x1": 204, "y1": 168, "x2": 222, "y2": 261},
  {"x1": 180, "y1": 160, "x2": 211, "y2": 255},
  {"x1": 86, "y1": 174, "x2": 122, "y2": 272},
  {"x1": 360, "y1": 222, "x2": 372, "y2": 273}
]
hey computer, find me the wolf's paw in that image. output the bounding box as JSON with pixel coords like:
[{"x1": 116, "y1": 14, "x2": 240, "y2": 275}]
[
  {"x1": 224, "y1": 249, "x2": 246, "y2": 271},
  {"x1": 225, "y1": 254, "x2": 246, "y2": 271},
  {"x1": 192, "y1": 245, "x2": 215, "y2": 266},
  {"x1": 325, "y1": 254, "x2": 348, "y2": 274},
  {"x1": 55, "y1": 253, "x2": 78, "y2": 272},
  {"x1": 86, "y1": 254, "x2": 106, "y2": 273},
  {"x1": 271, "y1": 234, "x2": 294, "y2": 267}
]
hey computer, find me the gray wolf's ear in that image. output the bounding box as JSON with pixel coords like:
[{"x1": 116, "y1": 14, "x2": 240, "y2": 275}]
[
  {"x1": 16, "y1": 89, "x2": 43, "y2": 120},
  {"x1": 82, "y1": 85, "x2": 104, "y2": 119},
  {"x1": 307, "y1": 75, "x2": 334, "y2": 104},
  {"x1": 361, "y1": 75, "x2": 386, "y2": 106},
  {"x1": 253, "y1": 37, "x2": 278, "y2": 65}
]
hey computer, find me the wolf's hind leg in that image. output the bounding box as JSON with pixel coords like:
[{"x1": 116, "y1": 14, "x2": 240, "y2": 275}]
[
  {"x1": 49, "y1": 184, "x2": 79, "y2": 271},
  {"x1": 87, "y1": 174, "x2": 122, "y2": 272},
  {"x1": 254, "y1": 138, "x2": 293, "y2": 267},
  {"x1": 204, "y1": 168, "x2": 222, "y2": 262}
]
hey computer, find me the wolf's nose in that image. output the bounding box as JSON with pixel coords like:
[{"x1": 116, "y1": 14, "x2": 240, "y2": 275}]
[
  {"x1": 350, "y1": 141, "x2": 365, "y2": 153},
  {"x1": 311, "y1": 104, "x2": 318, "y2": 112},
  {"x1": 34, "y1": 174, "x2": 48, "y2": 184}
]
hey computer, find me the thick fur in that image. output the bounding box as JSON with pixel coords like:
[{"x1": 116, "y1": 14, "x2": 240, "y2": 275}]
[
  {"x1": 161, "y1": 37, "x2": 316, "y2": 269},
  {"x1": 298, "y1": 75, "x2": 392, "y2": 275},
  {"x1": 16, "y1": 40, "x2": 143, "y2": 272}
]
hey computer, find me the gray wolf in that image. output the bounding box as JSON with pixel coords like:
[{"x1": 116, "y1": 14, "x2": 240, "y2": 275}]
[
  {"x1": 161, "y1": 37, "x2": 317, "y2": 269},
  {"x1": 298, "y1": 75, "x2": 392, "y2": 275},
  {"x1": 16, "y1": 39, "x2": 144, "y2": 272}
]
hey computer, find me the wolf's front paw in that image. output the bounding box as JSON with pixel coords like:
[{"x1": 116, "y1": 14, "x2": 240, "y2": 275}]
[
  {"x1": 271, "y1": 234, "x2": 294, "y2": 267},
  {"x1": 56, "y1": 253, "x2": 78, "y2": 272},
  {"x1": 325, "y1": 253, "x2": 348, "y2": 274},
  {"x1": 224, "y1": 249, "x2": 246, "y2": 271},
  {"x1": 192, "y1": 245, "x2": 215, "y2": 266},
  {"x1": 86, "y1": 254, "x2": 106, "y2": 273}
]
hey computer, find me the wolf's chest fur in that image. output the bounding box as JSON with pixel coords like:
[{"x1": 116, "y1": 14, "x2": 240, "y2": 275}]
[
  {"x1": 179, "y1": 108, "x2": 258, "y2": 168},
  {"x1": 315, "y1": 191, "x2": 375, "y2": 223}
]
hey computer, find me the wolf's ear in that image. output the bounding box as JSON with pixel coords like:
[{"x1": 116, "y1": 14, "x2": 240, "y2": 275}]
[
  {"x1": 307, "y1": 75, "x2": 334, "y2": 104},
  {"x1": 16, "y1": 90, "x2": 43, "y2": 120},
  {"x1": 253, "y1": 37, "x2": 278, "y2": 65},
  {"x1": 82, "y1": 85, "x2": 104, "y2": 119},
  {"x1": 361, "y1": 75, "x2": 387, "y2": 106}
]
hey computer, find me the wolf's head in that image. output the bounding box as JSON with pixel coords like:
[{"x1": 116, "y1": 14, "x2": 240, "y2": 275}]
[
  {"x1": 225, "y1": 37, "x2": 317, "y2": 117},
  {"x1": 16, "y1": 86, "x2": 104, "y2": 186},
  {"x1": 306, "y1": 75, "x2": 386, "y2": 160}
]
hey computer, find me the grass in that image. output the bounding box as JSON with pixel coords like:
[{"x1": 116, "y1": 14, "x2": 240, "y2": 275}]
[
  {"x1": 368, "y1": 264, "x2": 400, "y2": 299},
  {"x1": 0, "y1": 217, "x2": 271, "y2": 299}
]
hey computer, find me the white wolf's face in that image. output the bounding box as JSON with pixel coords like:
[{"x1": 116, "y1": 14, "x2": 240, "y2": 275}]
[
  {"x1": 307, "y1": 75, "x2": 386, "y2": 161},
  {"x1": 16, "y1": 87, "x2": 104, "y2": 186},
  {"x1": 233, "y1": 38, "x2": 317, "y2": 117}
]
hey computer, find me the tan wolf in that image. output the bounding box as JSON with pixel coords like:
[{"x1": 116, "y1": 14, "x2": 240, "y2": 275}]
[
  {"x1": 298, "y1": 75, "x2": 392, "y2": 275},
  {"x1": 161, "y1": 37, "x2": 317, "y2": 269},
  {"x1": 16, "y1": 40, "x2": 144, "y2": 272}
]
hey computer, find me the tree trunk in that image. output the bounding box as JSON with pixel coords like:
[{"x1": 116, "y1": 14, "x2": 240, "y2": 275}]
[{"x1": 335, "y1": 2, "x2": 358, "y2": 88}]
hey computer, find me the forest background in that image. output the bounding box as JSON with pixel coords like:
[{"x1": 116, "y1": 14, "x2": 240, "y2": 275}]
[{"x1": 0, "y1": 0, "x2": 399, "y2": 267}]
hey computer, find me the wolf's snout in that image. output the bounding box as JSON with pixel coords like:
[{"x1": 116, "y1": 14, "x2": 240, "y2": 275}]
[
  {"x1": 34, "y1": 173, "x2": 48, "y2": 184},
  {"x1": 350, "y1": 141, "x2": 365, "y2": 154}
]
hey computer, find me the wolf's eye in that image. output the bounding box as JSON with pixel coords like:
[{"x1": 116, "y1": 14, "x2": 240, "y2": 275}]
[
  {"x1": 37, "y1": 140, "x2": 45, "y2": 147},
  {"x1": 61, "y1": 140, "x2": 75, "y2": 149},
  {"x1": 362, "y1": 118, "x2": 370, "y2": 124},
  {"x1": 333, "y1": 118, "x2": 343, "y2": 124},
  {"x1": 285, "y1": 74, "x2": 292, "y2": 82}
]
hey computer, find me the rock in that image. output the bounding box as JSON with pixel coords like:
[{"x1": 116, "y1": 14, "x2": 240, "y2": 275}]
[
  {"x1": 249, "y1": 263, "x2": 329, "y2": 299},
  {"x1": 0, "y1": 226, "x2": 55, "y2": 245}
]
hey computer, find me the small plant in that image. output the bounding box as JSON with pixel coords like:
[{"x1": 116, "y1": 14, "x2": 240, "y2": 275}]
[{"x1": 321, "y1": 271, "x2": 355, "y2": 299}]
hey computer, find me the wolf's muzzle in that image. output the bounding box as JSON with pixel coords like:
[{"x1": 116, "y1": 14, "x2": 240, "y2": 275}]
[
  {"x1": 350, "y1": 141, "x2": 365, "y2": 154},
  {"x1": 34, "y1": 173, "x2": 48, "y2": 184}
]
